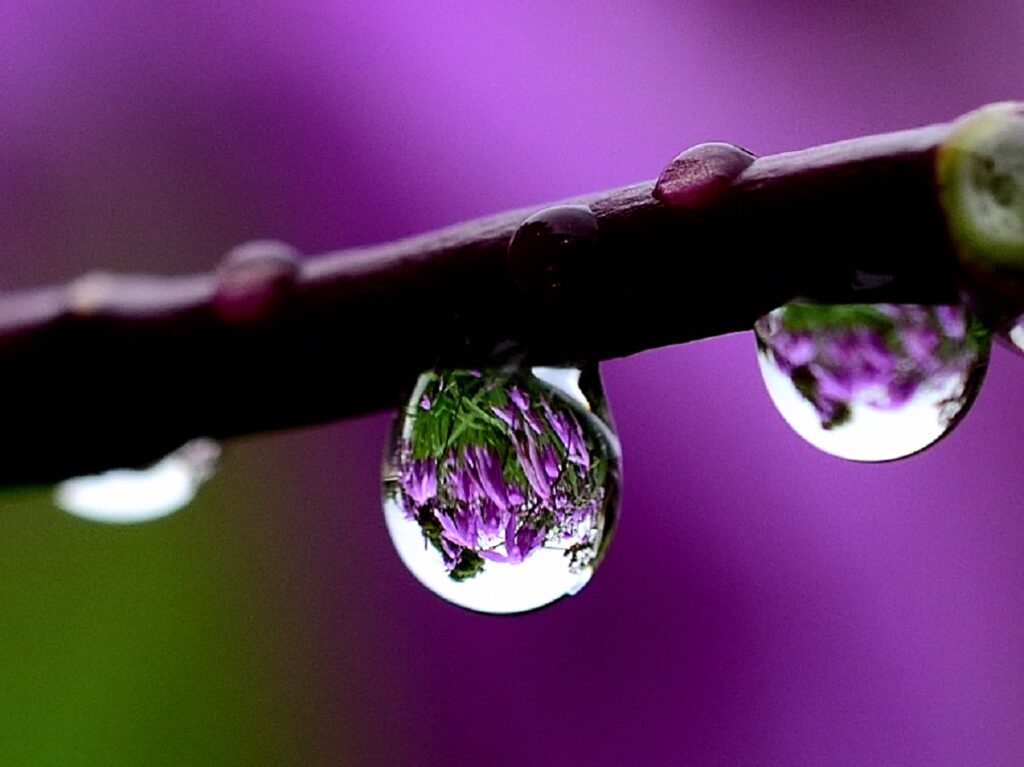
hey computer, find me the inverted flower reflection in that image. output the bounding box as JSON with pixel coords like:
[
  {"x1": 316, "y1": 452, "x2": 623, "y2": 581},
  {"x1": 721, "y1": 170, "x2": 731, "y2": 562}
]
[
  {"x1": 383, "y1": 367, "x2": 620, "y2": 614},
  {"x1": 755, "y1": 303, "x2": 990, "y2": 461}
]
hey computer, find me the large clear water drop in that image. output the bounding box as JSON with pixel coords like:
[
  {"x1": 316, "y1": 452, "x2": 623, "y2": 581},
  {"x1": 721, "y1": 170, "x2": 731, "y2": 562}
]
[
  {"x1": 383, "y1": 366, "x2": 620, "y2": 614},
  {"x1": 755, "y1": 303, "x2": 990, "y2": 461},
  {"x1": 54, "y1": 438, "x2": 220, "y2": 523}
]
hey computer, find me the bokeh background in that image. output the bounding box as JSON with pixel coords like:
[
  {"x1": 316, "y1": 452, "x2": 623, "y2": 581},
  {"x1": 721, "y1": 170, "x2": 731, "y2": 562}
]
[{"x1": 2, "y1": 2, "x2": 1024, "y2": 765}]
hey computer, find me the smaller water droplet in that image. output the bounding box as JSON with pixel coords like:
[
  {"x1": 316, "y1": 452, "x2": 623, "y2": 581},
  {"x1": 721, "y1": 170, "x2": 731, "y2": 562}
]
[
  {"x1": 507, "y1": 205, "x2": 601, "y2": 298},
  {"x1": 54, "y1": 438, "x2": 220, "y2": 523},
  {"x1": 383, "y1": 365, "x2": 620, "y2": 615},
  {"x1": 755, "y1": 303, "x2": 989, "y2": 461}
]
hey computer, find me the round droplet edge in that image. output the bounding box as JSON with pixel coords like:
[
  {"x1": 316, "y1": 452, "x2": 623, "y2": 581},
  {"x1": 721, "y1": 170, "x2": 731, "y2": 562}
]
[{"x1": 380, "y1": 368, "x2": 622, "y2": 615}]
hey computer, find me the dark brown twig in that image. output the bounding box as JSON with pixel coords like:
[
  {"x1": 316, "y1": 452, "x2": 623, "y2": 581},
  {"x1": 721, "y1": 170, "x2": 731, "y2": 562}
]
[{"x1": 0, "y1": 116, "x2": 972, "y2": 484}]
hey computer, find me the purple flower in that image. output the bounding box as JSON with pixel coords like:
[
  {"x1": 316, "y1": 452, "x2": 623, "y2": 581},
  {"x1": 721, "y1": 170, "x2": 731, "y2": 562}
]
[
  {"x1": 396, "y1": 492, "x2": 415, "y2": 520},
  {"x1": 437, "y1": 506, "x2": 476, "y2": 549},
  {"x1": 438, "y1": 534, "x2": 462, "y2": 565},
  {"x1": 402, "y1": 458, "x2": 437, "y2": 506},
  {"x1": 880, "y1": 376, "x2": 918, "y2": 408},
  {"x1": 478, "y1": 498, "x2": 507, "y2": 538},
  {"x1": 509, "y1": 386, "x2": 530, "y2": 411},
  {"x1": 900, "y1": 324, "x2": 941, "y2": 373},
  {"x1": 561, "y1": 499, "x2": 599, "y2": 539},
  {"x1": 771, "y1": 331, "x2": 815, "y2": 371},
  {"x1": 449, "y1": 464, "x2": 482, "y2": 503},
  {"x1": 396, "y1": 370, "x2": 616, "y2": 580},
  {"x1": 481, "y1": 517, "x2": 545, "y2": 564},
  {"x1": 565, "y1": 414, "x2": 590, "y2": 470},
  {"x1": 935, "y1": 305, "x2": 967, "y2": 339},
  {"x1": 490, "y1": 403, "x2": 516, "y2": 429},
  {"x1": 758, "y1": 301, "x2": 986, "y2": 433},
  {"x1": 545, "y1": 406, "x2": 572, "y2": 448},
  {"x1": 811, "y1": 363, "x2": 854, "y2": 401},
  {"x1": 521, "y1": 407, "x2": 545, "y2": 435},
  {"x1": 467, "y1": 445, "x2": 510, "y2": 510},
  {"x1": 852, "y1": 329, "x2": 896, "y2": 377},
  {"x1": 814, "y1": 337, "x2": 887, "y2": 395},
  {"x1": 509, "y1": 522, "x2": 545, "y2": 563},
  {"x1": 544, "y1": 404, "x2": 589, "y2": 469},
  {"x1": 541, "y1": 444, "x2": 560, "y2": 480},
  {"x1": 517, "y1": 436, "x2": 552, "y2": 500}
]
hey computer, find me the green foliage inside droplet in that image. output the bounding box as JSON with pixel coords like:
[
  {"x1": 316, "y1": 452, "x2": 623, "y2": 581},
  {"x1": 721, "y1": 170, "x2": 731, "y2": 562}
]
[
  {"x1": 410, "y1": 371, "x2": 508, "y2": 461},
  {"x1": 822, "y1": 402, "x2": 852, "y2": 430},
  {"x1": 779, "y1": 302, "x2": 991, "y2": 362},
  {"x1": 448, "y1": 550, "x2": 486, "y2": 581},
  {"x1": 780, "y1": 303, "x2": 895, "y2": 334},
  {"x1": 965, "y1": 310, "x2": 993, "y2": 358}
]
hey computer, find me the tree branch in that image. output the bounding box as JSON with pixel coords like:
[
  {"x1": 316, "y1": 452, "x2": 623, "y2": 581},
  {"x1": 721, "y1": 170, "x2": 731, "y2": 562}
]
[{"x1": 1, "y1": 107, "x2": 1009, "y2": 485}]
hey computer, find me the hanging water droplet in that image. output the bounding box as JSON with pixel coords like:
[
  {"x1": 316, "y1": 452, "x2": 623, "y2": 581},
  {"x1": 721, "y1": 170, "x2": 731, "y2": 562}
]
[
  {"x1": 755, "y1": 303, "x2": 990, "y2": 461},
  {"x1": 382, "y1": 365, "x2": 620, "y2": 614},
  {"x1": 54, "y1": 438, "x2": 220, "y2": 523}
]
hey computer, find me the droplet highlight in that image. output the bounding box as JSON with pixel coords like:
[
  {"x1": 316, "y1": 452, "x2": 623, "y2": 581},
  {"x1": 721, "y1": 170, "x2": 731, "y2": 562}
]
[
  {"x1": 383, "y1": 366, "x2": 620, "y2": 614},
  {"x1": 54, "y1": 438, "x2": 220, "y2": 523},
  {"x1": 755, "y1": 303, "x2": 989, "y2": 461}
]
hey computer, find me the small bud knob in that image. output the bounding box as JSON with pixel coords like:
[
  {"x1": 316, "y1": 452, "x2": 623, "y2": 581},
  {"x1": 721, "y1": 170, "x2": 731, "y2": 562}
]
[
  {"x1": 654, "y1": 142, "x2": 755, "y2": 208},
  {"x1": 214, "y1": 240, "x2": 301, "y2": 324}
]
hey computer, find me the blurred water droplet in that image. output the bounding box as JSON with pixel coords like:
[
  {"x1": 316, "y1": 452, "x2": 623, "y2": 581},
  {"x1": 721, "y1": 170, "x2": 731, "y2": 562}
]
[
  {"x1": 755, "y1": 303, "x2": 990, "y2": 461},
  {"x1": 383, "y1": 366, "x2": 620, "y2": 614},
  {"x1": 55, "y1": 438, "x2": 220, "y2": 523},
  {"x1": 998, "y1": 312, "x2": 1024, "y2": 355}
]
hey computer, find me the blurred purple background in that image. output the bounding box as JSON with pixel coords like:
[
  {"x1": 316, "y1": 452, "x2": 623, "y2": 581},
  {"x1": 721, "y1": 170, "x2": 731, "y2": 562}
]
[{"x1": 3, "y1": 2, "x2": 1024, "y2": 765}]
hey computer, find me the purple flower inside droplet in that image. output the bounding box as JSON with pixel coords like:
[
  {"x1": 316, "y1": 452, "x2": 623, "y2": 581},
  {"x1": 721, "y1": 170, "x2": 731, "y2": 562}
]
[
  {"x1": 403, "y1": 458, "x2": 437, "y2": 506},
  {"x1": 491, "y1": 403, "x2": 516, "y2": 428},
  {"x1": 509, "y1": 386, "x2": 530, "y2": 411}
]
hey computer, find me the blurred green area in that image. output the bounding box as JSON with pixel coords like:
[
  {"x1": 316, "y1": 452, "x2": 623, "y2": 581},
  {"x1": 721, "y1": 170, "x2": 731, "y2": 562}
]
[{"x1": 0, "y1": 441, "x2": 313, "y2": 766}]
